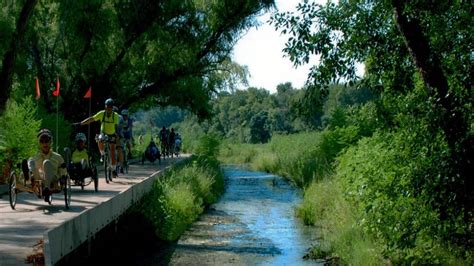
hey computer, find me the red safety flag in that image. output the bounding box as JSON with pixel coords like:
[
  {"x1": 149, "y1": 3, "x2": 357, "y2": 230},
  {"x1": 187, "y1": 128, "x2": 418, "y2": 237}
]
[
  {"x1": 35, "y1": 77, "x2": 41, "y2": 100},
  {"x1": 52, "y1": 76, "x2": 60, "y2": 97},
  {"x1": 83, "y1": 86, "x2": 92, "y2": 99}
]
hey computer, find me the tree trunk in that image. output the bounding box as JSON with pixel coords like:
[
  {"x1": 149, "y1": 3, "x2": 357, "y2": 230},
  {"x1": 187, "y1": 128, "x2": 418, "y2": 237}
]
[
  {"x1": 0, "y1": 0, "x2": 38, "y2": 115},
  {"x1": 391, "y1": 1, "x2": 468, "y2": 149},
  {"x1": 392, "y1": 0, "x2": 473, "y2": 221}
]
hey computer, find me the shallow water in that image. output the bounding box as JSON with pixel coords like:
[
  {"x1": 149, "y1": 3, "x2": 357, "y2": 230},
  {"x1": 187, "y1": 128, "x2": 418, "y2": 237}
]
[
  {"x1": 169, "y1": 166, "x2": 321, "y2": 265},
  {"x1": 64, "y1": 166, "x2": 322, "y2": 265}
]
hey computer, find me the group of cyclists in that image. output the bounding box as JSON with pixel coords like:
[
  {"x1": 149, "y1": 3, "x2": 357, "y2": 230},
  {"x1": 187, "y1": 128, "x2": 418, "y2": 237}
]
[
  {"x1": 158, "y1": 126, "x2": 182, "y2": 158},
  {"x1": 77, "y1": 98, "x2": 133, "y2": 178},
  {"x1": 25, "y1": 97, "x2": 186, "y2": 203}
]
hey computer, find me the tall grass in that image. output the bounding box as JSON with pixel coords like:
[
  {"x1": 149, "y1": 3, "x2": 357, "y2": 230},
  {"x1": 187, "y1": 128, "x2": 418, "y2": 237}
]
[
  {"x1": 220, "y1": 128, "x2": 359, "y2": 187},
  {"x1": 132, "y1": 135, "x2": 224, "y2": 242},
  {"x1": 220, "y1": 128, "x2": 473, "y2": 264}
]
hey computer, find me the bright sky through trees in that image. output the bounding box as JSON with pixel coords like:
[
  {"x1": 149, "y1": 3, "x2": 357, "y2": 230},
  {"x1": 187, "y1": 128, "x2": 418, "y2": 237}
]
[{"x1": 232, "y1": 0, "x2": 316, "y2": 93}]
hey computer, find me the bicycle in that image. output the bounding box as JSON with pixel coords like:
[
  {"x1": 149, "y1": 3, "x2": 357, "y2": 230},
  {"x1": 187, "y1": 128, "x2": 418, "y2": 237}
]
[
  {"x1": 9, "y1": 159, "x2": 71, "y2": 210},
  {"x1": 63, "y1": 147, "x2": 99, "y2": 192},
  {"x1": 96, "y1": 133, "x2": 113, "y2": 183},
  {"x1": 160, "y1": 138, "x2": 168, "y2": 159},
  {"x1": 114, "y1": 137, "x2": 127, "y2": 175},
  {"x1": 122, "y1": 138, "x2": 131, "y2": 174}
]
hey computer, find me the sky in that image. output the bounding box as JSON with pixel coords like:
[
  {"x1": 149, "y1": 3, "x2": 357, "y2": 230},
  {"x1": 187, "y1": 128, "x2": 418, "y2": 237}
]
[{"x1": 232, "y1": 0, "x2": 316, "y2": 93}]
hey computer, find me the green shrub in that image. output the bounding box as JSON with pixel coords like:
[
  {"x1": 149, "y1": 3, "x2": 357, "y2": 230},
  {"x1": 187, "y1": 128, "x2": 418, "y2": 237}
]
[
  {"x1": 194, "y1": 133, "x2": 221, "y2": 159},
  {"x1": 0, "y1": 97, "x2": 41, "y2": 164},
  {"x1": 134, "y1": 148, "x2": 224, "y2": 242},
  {"x1": 336, "y1": 129, "x2": 473, "y2": 263},
  {"x1": 299, "y1": 178, "x2": 385, "y2": 264},
  {"x1": 159, "y1": 181, "x2": 203, "y2": 241}
]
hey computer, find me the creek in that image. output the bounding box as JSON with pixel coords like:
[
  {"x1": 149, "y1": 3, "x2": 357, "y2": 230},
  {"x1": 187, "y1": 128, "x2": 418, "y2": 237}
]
[
  {"x1": 168, "y1": 166, "x2": 321, "y2": 265},
  {"x1": 62, "y1": 166, "x2": 321, "y2": 265}
]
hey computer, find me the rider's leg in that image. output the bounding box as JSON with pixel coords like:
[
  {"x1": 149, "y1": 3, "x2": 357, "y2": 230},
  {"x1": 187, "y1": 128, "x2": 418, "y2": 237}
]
[
  {"x1": 126, "y1": 139, "x2": 133, "y2": 158},
  {"x1": 43, "y1": 159, "x2": 56, "y2": 190},
  {"x1": 116, "y1": 142, "x2": 124, "y2": 173},
  {"x1": 97, "y1": 140, "x2": 105, "y2": 161},
  {"x1": 117, "y1": 143, "x2": 124, "y2": 165},
  {"x1": 110, "y1": 142, "x2": 117, "y2": 175}
]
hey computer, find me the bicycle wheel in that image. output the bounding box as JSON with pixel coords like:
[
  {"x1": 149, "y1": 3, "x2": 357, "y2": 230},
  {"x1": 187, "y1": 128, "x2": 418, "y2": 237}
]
[
  {"x1": 123, "y1": 150, "x2": 129, "y2": 174},
  {"x1": 92, "y1": 166, "x2": 98, "y2": 192},
  {"x1": 9, "y1": 172, "x2": 17, "y2": 210},
  {"x1": 104, "y1": 152, "x2": 109, "y2": 184},
  {"x1": 64, "y1": 175, "x2": 71, "y2": 209},
  {"x1": 108, "y1": 167, "x2": 113, "y2": 182}
]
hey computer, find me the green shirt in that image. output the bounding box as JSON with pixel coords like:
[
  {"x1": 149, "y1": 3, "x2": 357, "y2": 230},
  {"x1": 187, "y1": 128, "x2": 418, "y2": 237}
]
[
  {"x1": 93, "y1": 110, "x2": 120, "y2": 135},
  {"x1": 72, "y1": 149, "x2": 88, "y2": 164}
]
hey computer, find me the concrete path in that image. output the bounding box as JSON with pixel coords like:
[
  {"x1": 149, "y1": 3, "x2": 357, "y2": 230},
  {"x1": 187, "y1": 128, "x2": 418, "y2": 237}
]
[{"x1": 0, "y1": 156, "x2": 185, "y2": 265}]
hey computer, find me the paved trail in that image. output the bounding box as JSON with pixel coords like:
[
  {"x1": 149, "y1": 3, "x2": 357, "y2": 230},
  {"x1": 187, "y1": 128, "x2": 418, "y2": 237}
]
[{"x1": 0, "y1": 156, "x2": 183, "y2": 265}]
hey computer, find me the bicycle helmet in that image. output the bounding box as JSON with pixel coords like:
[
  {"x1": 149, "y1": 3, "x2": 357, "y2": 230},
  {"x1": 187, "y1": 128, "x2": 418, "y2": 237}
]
[
  {"x1": 37, "y1": 128, "x2": 53, "y2": 139},
  {"x1": 105, "y1": 98, "x2": 114, "y2": 106},
  {"x1": 121, "y1": 109, "x2": 129, "y2": 116},
  {"x1": 75, "y1": 132, "x2": 87, "y2": 142}
]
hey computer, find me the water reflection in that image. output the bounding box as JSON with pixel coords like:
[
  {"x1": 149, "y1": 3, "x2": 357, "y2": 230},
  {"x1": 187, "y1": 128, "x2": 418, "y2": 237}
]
[{"x1": 170, "y1": 166, "x2": 321, "y2": 266}]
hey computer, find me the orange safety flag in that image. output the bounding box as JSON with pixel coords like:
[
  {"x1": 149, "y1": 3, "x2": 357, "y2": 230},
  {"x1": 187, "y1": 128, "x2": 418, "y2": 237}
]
[
  {"x1": 35, "y1": 77, "x2": 41, "y2": 100},
  {"x1": 83, "y1": 86, "x2": 92, "y2": 99},
  {"x1": 52, "y1": 76, "x2": 60, "y2": 97}
]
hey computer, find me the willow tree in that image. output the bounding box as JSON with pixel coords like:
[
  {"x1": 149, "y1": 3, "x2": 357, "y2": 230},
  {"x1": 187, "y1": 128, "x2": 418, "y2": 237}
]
[{"x1": 0, "y1": 0, "x2": 274, "y2": 119}]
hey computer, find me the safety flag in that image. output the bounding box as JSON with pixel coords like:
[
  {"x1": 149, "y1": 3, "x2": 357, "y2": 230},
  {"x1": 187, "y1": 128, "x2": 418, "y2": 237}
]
[
  {"x1": 83, "y1": 86, "x2": 92, "y2": 99},
  {"x1": 35, "y1": 77, "x2": 40, "y2": 100},
  {"x1": 52, "y1": 76, "x2": 60, "y2": 97}
]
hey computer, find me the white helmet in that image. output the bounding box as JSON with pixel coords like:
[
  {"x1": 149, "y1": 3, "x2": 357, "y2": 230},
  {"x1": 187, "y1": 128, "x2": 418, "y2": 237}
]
[
  {"x1": 121, "y1": 109, "x2": 129, "y2": 116},
  {"x1": 75, "y1": 132, "x2": 86, "y2": 142}
]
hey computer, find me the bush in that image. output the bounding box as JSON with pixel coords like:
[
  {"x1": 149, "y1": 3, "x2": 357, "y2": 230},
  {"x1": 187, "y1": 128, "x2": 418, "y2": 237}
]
[
  {"x1": 336, "y1": 128, "x2": 473, "y2": 263},
  {"x1": 134, "y1": 136, "x2": 224, "y2": 242},
  {"x1": 0, "y1": 97, "x2": 41, "y2": 164}
]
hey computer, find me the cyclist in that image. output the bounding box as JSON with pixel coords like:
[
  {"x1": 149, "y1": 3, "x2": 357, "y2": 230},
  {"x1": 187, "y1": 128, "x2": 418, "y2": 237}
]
[
  {"x1": 28, "y1": 128, "x2": 67, "y2": 201},
  {"x1": 121, "y1": 109, "x2": 134, "y2": 159},
  {"x1": 77, "y1": 98, "x2": 120, "y2": 177},
  {"x1": 168, "y1": 128, "x2": 176, "y2": 155},
  {"x1": 158, "y1": 126, "x2": 169, "y2": 156},
  {"x1": 114, "y1": 106, "x2": 125, "y2": 174},
  {"x1": 175, "y1": 133, "x2": 182, "y2": 155},
  {"x1": 70, "y1": 133, "x2": 89, "y2": 178}
]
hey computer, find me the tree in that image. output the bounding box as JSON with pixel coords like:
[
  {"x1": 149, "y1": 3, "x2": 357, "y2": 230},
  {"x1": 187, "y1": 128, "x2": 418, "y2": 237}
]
[
  {"x1": 249, "y1": 111, "x2": 270, "y2": 143},
  {"x1": 270, "y1": 0, "x2": 473, "y2": 249},
  {"x1": 0, "y1": 0, "x2": 275, "y2": 120},
  {"x1": 0, "y1": 0, "x2": 38, "y2": 115}
]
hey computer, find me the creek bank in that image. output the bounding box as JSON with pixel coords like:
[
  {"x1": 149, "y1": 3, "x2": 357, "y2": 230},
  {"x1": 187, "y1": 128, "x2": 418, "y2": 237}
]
[{"x1": 61, "y1": 166, "x2": 322, "y2": 265}]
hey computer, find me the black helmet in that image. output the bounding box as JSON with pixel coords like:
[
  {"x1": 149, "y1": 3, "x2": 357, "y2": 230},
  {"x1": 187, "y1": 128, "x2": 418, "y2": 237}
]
[{"x1": 105, "y1": 98, "x2": 114, "y2": 106}]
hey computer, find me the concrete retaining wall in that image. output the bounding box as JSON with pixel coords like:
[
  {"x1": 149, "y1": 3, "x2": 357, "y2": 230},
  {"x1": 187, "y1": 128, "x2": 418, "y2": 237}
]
[{"x1": 43, "y1": 166, "x2": 171, "y2": 266}]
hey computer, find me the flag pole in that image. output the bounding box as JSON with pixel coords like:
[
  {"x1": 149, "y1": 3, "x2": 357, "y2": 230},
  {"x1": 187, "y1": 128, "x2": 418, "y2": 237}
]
[
  {"x1": 87, "y1": 91, "x2": 91, "y2": 151},
  {"x1": 56, "y1": 91, "x2": 59, "y2": 152}
]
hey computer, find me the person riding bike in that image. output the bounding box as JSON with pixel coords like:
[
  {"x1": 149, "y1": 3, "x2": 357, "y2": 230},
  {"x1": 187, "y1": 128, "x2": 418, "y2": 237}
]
[
  {"x1": 174, "y1": 133, "x2": 182, "y2": 154},
  {"x1": 121, "y1": 109, "x2": 134, "y2": 159},
  {"x1": 77, "y1": 98, "x2": 120, "y2": 177},
  {"x1": 114, "y1": 106, "x2": 125, "y2": 174},
  {"x1": 168, "y1": 128, "x2": 176, "y2": 155},
  {"x1": 28, "y1": 128, "x2": 67, "y2": 201},
  {"x1": 70, "y1": 133, "x2": 90, "y2": 178},
  {"x1": 158, "y1": 126, "x2": 169, "y2": 156}
]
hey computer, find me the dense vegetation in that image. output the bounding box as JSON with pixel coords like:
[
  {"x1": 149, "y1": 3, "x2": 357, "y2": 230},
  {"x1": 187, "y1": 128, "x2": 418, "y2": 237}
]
[
  {"x1": 132, "y1": 134, "x2": 223, "y2": 242},
  {"x1": 0, "y1": 0, "x2": 472, "y2": 264},
  {"x1": 215, "y1": 0, "x2": 473, "y2": 264},
  {"x1": 0, "y1": 0, "x2": 274, "y2": 160}
]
